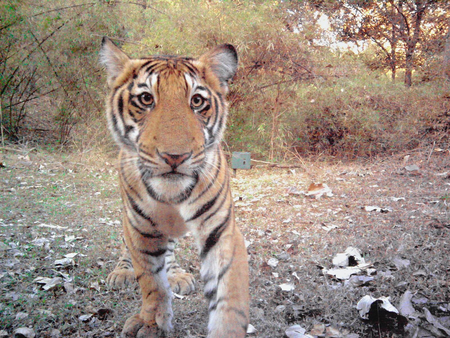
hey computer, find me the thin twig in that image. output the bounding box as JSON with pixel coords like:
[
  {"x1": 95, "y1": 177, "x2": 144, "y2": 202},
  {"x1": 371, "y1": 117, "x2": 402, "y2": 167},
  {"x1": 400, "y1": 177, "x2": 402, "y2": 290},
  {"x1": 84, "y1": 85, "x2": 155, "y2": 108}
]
[
  {"x1": 0, "y1": 98, "x2": 4, "y2": 147},
  {"x1": 427, "y1": 141, "x2": 435, "y2": 164}
]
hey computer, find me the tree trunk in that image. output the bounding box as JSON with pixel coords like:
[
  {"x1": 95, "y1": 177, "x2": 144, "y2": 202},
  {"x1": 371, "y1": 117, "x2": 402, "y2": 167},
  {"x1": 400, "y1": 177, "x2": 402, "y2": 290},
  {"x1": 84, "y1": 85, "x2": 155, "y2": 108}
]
[
  {"x1": 444, "y1": 25, "x2": 450, "y2": 80},
  {"x1": 390, "y1": 6, "x2": 397, "y2": 82},
  {"x1": 405, "y1": 45, "x2": 414, "y2": 87},
  {"x1": 404, "y1": 1, "x2": 425, "y2": 87}
]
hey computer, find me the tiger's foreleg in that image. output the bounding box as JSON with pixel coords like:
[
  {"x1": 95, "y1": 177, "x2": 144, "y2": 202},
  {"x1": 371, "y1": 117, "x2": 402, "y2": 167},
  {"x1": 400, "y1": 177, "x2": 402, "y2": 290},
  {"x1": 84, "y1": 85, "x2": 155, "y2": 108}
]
[
  {"x1": 107, "y1": 237, "x2": 196, "y2": 295},
  {"x1": 200, "y1": 211, "x2": 250, "y2": 338},
  {"x1": 121, "y1": 217, "x2": 174, "y2": 337},
  {"x1": 107, "y1": 240, "x2": 135, "y2": 288}
]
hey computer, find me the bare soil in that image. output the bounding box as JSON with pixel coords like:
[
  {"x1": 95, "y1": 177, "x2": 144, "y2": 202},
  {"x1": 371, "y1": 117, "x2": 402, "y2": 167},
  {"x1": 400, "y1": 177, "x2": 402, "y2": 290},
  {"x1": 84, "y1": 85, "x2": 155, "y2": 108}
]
[{"x1": 0, "y1": 146, "x2": 449, "y2": 337}]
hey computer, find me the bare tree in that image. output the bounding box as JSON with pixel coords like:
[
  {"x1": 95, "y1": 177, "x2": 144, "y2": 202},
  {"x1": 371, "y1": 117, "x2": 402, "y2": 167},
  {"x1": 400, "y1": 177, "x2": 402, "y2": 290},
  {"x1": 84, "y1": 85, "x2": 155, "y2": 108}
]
[{"x1": 334, "y1": 0, "x2": 449, "y2": 86}]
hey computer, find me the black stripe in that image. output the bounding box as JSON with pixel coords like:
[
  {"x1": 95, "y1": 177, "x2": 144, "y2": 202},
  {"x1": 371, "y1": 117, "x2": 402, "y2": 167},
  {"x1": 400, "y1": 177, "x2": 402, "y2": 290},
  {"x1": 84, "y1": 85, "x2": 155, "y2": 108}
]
[
  {"x1": 217, "y1": 258, "x2": 232, "y2": 282},
  {"x1": 128, "y1": 196, "x2": 156, "y2": 226},
  {"x1": 210, "y1": 96, "x2": 220, "y2": 128},
  {"x1": 140, "y1": 248, "x2": 167, "y2": 257},
  {"x1": 187, "y1": 180, "x2": 225, "y2": 221},
  {"x1": 200, "y1": 206, "x2": 232, "y2": 259},
  {"x1": 124, "y1": 125, "x2": 134, "y2": 137},
  {"x1": 208, "y1": 296, "x2": 225, "y2": 312},
  {"x1": 120, "y1": 160, "x2": 142, "y2": 201},
  {"x1": 129, "y1": 99, "x2": 140, "y2": 109},
  {"x1": 143, "y1": 63, "x2": 160, "y2": 75},
  {"x1": 184, "y1": 62, "x2": 198, "y2": 76},
  {"x1": 154, "y1": 264, "x2": 165, "y2": 274},
  {"x1": 190, "y1": 152, "x2": 221, "y2": 204},
  {"x1": 203, "y1": 182, "x2": 229, "y2": 224},
  {"x1": 117, "y1": 95, "x2": 124, "y2": 119},
  {"x1": 143, "y1": 179, "x2": 166, "y2": 203},
  {"x1": 205, "y1": 287, "x2": 217, "y2": 301},
  {"x1": 205, "y1": 127, "x2": 215, "y2": 145}
]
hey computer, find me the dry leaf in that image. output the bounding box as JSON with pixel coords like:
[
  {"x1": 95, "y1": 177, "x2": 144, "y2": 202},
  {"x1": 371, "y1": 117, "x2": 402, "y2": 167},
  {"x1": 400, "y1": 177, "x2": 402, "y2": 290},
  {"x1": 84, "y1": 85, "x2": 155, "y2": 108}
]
[
  {"x1": 424, "y1": 308, "x2": 450, "y2": 336},
  {"x1": 392, "y1": 257, "x2": 410, "y2": 270},
  {"x1": 267, "y1": 258, "x2": 279, "y2": 268},
  {"x1": 321, "y1": 224, "x2": 338, "y2": 232},
  {"x1": 54, "y1": 257, "x2": 76, "y2": 268},
  {"x1": 279, "y1": 283, "x2": 295, "y2": 292},
  {"x1": 398, "y1": 290, "x2": 417, "y2": 318},
  {"x1": 13, "y1": 328, "x2": 35, "y2": 338},
  {"x1": 364, "y1": 206, "x2": 392, "y2": 212},
  {"x1": 356, "y1": 295, "x2": 399, "y2": 320},
  {"x1": 309, "y1": 323, "x2": 325, "y2": 335},
  {"x1": 36, "y1": 223, "x2": 68, "y2": 230},
  {"x1": 285, "y1": 324, "x2": 312, "y2": 338},
  {"x1": 306, "y1": 183, "x2": 333, "y2": 199},
  {"x1": 89, "y1": 281, "x2": 101, "y2": 292},
  {"x1": 325, "y1": 326, "x2": 342, "y2": 337},
  {"x1": 286, "y1": 186, "x2": 304, "y2": 195},
  {"x1": 325, "y1": 267, "x2": 362, "y2": 280},
  {"x1": 34, "y1": 277, "x2": 63, "y2": 291},
  {"x1": 345, "y1": 275, "x2": 374, "y2": 287},
  {"x1": 332, "y1": 247, "x2": 365, "y2": 267},
  {"x1": 79, "y1": 314, "x2": 93, "y2": 322},
  {"x1": 247, "y1": 324, "x2": 257, "y2": 334},
  {"x1": 405, "y1": 164, "x2": 420, "y2": 172}
]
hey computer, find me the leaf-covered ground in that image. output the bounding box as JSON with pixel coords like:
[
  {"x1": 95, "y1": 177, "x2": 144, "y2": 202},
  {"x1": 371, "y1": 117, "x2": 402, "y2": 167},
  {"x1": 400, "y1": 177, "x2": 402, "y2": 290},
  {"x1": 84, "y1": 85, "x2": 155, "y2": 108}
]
[{"x1": 0, "y1": 147, "x2": 449, "y2": 337}]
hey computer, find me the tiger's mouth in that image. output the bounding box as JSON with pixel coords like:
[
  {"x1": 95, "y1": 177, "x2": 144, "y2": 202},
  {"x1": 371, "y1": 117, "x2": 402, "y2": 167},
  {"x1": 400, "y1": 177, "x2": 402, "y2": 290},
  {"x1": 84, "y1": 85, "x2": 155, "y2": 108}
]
[{"x1": 160, "y1": 171, "x2": 186, "y2": 179}]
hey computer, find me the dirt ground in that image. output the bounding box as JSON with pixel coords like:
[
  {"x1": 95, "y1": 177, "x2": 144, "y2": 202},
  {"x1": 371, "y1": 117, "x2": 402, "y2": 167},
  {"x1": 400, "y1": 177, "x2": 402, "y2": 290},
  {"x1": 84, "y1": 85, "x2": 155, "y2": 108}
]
[{"x1": 0, "y1": 146, "x2": 449, "y2": 337}]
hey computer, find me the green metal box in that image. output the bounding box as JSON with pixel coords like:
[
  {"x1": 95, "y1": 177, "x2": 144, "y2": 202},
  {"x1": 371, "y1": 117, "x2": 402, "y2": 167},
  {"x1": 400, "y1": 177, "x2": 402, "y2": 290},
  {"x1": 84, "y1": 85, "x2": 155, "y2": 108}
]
[{"x1": 231, "y1": 152, "x2": 251, "y2": 170}]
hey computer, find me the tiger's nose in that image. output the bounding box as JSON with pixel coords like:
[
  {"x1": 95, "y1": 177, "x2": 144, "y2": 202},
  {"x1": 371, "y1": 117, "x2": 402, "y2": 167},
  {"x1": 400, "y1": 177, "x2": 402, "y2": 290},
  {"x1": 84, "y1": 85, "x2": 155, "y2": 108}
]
[{"x1": 159, "y1": 152, "x2": 192, "y2": 169}]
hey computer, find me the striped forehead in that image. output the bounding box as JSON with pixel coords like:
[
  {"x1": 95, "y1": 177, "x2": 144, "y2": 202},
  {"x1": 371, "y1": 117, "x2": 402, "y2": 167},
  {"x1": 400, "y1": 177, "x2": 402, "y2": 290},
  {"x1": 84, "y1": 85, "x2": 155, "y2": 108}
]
[{"x1": 134, "y1": 59, "x2": 201, "y2": 93}]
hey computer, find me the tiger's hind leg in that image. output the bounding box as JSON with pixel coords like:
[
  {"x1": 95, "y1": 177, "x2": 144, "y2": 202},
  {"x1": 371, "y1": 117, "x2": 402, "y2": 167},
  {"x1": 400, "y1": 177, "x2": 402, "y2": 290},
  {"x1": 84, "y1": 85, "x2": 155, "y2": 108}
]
[{"x1": 107, "y1": 238, "x2": 195, "y2": 295}]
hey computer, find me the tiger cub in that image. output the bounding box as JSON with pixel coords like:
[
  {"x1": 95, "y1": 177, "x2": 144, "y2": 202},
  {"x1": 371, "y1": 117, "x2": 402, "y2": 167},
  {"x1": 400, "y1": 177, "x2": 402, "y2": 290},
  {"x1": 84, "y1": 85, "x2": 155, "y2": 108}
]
[{"x1": 100, "y1": 37, "x2": 249, "y2": 337}]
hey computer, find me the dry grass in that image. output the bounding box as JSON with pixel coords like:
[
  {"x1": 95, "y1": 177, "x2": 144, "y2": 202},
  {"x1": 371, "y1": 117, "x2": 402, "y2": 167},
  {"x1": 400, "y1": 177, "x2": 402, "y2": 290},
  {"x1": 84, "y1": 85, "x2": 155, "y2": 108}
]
[{"x1": 0, "y1": 146, "x2": 449, "y2": 337}]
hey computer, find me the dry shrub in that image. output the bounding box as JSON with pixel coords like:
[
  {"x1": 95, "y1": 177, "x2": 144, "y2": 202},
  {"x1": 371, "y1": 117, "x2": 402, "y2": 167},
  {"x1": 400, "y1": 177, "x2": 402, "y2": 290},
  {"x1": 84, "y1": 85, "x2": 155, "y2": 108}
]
[{"x1": 1, "y1": 1, "x2": 448, "y2": 160}]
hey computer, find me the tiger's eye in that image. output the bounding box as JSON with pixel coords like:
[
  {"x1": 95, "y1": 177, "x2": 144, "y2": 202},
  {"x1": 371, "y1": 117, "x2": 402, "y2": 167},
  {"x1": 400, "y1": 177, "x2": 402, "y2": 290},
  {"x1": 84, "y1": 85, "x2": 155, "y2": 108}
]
[
  {"x1": 191, "y1": 94, "x2": 206, "y2": 109},
  {"x1": 138, "y1": 92, "x2": 154, "y2": 106}
]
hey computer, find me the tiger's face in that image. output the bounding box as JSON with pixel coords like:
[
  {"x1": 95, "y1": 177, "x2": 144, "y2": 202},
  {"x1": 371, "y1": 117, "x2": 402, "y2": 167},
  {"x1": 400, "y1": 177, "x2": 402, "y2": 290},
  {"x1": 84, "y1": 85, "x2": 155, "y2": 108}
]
[{"x1": 100, "y1": 38, "x2": 237, "y2": 200}]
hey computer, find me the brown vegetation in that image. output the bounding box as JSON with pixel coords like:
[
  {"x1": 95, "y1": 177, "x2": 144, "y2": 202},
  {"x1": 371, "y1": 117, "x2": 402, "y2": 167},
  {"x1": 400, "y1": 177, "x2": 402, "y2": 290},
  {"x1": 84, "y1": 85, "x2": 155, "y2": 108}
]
[{"x1": 1, "y1": 1, "x2": 449, "y2": 160}]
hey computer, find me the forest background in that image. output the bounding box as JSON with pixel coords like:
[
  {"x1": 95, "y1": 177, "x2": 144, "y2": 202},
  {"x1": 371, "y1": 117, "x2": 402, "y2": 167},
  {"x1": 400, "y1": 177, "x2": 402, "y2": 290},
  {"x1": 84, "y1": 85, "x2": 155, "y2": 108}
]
[{"x1": 1, "y1": 0, "x2": 450, "y2": 161}]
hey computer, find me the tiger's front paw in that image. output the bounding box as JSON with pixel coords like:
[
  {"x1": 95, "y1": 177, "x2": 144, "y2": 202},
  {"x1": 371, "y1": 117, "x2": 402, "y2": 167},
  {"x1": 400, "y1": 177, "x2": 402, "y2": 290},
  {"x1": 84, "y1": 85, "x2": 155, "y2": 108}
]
[
  {"x1": 107, "y1": 268, "x2": 136, "y2": 289},
  {"x1": 121, "y1": 314, "x2": 160, "y2": 338},
  {"x1": 168, "y1": 270, "x2": 195, "y2": 295}
]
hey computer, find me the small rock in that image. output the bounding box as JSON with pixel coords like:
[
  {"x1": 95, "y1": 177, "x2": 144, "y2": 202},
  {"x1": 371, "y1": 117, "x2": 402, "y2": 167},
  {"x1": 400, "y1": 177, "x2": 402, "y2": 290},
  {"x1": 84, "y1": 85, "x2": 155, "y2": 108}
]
[{"x1": 0, "y1": 330, "x2": 8, "y2": 338}]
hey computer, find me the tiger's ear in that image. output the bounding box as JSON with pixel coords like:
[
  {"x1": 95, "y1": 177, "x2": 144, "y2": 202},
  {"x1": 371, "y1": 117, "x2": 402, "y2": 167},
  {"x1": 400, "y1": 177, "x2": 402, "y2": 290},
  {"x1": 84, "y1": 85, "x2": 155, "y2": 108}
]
[
  {"x1": 199, "y1": 44, "x2": 238, "y2": 88},
  {"x1": 100, "y1": 37, "x2": 130, "y2": 86}
]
